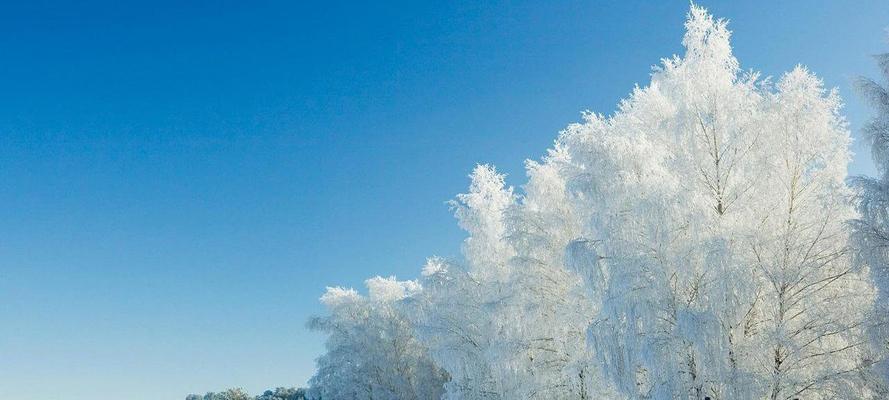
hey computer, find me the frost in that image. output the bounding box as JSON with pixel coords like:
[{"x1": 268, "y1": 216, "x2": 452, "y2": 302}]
[{"x1": 307, "y1": 5, "x2": 885, "y2": 400}]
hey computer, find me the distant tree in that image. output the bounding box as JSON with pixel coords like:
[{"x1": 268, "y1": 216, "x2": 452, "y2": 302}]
[
  {"x1": 255, "y1": 387, "x2": 307, "y2": 400},
  {"x1": 223, "y1": 388, "x2": 252, "y2": 400},
  {"x1": 185, "y1": 387, "x2": 307, "y2": 400}
]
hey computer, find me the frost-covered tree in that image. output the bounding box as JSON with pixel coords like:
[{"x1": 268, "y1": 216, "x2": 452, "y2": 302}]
[
  {"x1": 411, "y1": 165, "x2": 615, "y2": 400},
  {"x1": 308, "y1": 4, "x2": 880, "y2": 400},
  {"x1": 409, "y1": 166, "x2": 513, "y2": 399},
  {"x1": 186, "y1": 387, "x2": 307, "y2": 400},
  {"x1": 188, "y1": 388, "x2": 252, "y2": 400},
  {"x1": 536, "y1": 6, "x2": 875, "y2": 399},
  {"x1": 307, "y1": 277, "x2": 448, "y2": 400},
  {"x1": 255, "y1": 387, "x2": 308, "y2": 400},
  {"x1": 851, "y1": 44, "x2": 889, "y2": 394}
]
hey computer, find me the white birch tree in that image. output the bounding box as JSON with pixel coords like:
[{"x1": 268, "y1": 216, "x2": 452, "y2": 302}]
[
  {"x1": 851, "y1": 46, "x2": 889, "y2": 396},
  {"x1": 411, "y1": 164, "x2": 617, "y2": 399},
  {"x1": 307, "y1": 5, "x2": 880, "y2": 400},
  {"x1": 307, "y1": 278, "x2": 448, "y2": 400},
  {"x1": 536, "y1": 6, "x2": 876, "y2": 399}
]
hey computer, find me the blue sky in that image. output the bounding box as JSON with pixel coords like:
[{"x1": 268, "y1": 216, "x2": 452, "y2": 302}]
[{"x1": 1, "y1": 1, "x2": 888, "y2": 399}]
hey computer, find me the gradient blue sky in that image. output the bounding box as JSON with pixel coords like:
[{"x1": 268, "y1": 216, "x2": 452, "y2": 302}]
[{"x1": 2, "y1": 1, "x2": 888, "y2": 399}]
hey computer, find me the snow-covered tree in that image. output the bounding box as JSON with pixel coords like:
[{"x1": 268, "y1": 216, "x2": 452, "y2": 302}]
[
  {"x1": 255, "y1": 387, "x2": 308, "y2": 400},
  {"x1": 187, "y1": 388, "x2": 252, "y2": 400},
  {"x1": 308, "y1": 5, "x2": 880, "y2": 400},
  {"x1": 307, "y1": 277, "x2": 448, "y2": 400},
  {"x1": 410, "y1": 165, "x2": 615, "y2": 400},
  {"x1": 532, "y1": 6, "x2": 876, "y2": 399},
  {"x1": 408, "y1": 166, "x2": 519, "y2": 399},
  {"x1": 851, "y1": 45, "x2": 889, "y2": 395},
  {"x1": 186, "y1": 387, "x2": 307, "y2": 400}
]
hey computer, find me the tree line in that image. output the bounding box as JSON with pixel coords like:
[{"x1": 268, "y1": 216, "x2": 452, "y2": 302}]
[
  {"x1": 186, "y1": 387, "x2": 307, "y2": 400},
  {"x1": 193, "y1": 5, "x2": 889, "y2": 400}
]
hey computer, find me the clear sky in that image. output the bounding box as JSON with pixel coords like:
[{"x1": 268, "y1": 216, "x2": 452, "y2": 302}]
[{"x1": 1, "y1": 1, "x2": 888, "y2": 399}]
